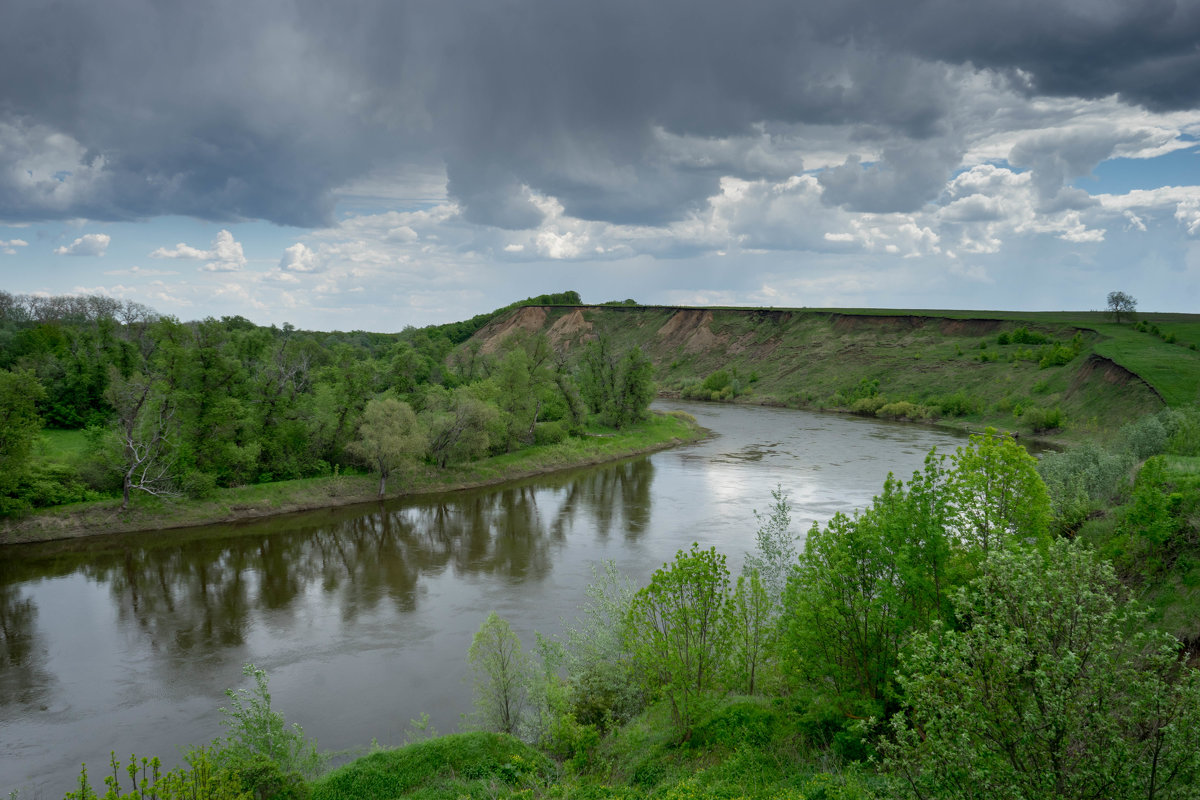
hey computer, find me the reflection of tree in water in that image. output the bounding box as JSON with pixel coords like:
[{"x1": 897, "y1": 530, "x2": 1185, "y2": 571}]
[
  {"x1": 550, "y1": 458, "x2": 654, "y2": 542},
  {"x1": 0, "y1": 583, "x2": 52, "y2": 707},
  {"x1": 397, "y1": 485, "x2": 553, "y2": 583},
  {"x1": 311, "y1": 510, "x2": 422, "y2": 620},
  {"x1": 6, "y1": 456, "x2": 656, "y2": 681}
]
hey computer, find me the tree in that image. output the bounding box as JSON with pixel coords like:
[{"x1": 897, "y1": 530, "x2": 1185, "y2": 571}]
[
  {"x1": 105, "y1": 367, "x2": 178, "y2": 510},
  {"x1": 886, "y1": 541, "x2": 1200, "y2": 800},
  {"x1": 743, "y1": 485, "x2": 796, "y2": 607},
  {"x1": 577, "y1": 338, "x2": 654, "y2": 429},
  {"x1": 948, "y1": 428, "x2": 1051, "y2": 559},
  {"x1": 0, "y1": 368, "x2": 45, "y2": 512},
  {"x1": 422, "y1": 389, "x2": 500, "y2": 468},
  {"x1": 723, "y1": 570, "x2": 774, "y2": 695},
  {"x1": 467, "y1": 612, "x2": 532, "y2": 735},
  {"x1": 1107, "y1": 290, "x2": 1137, "y2": 324},
  {"x1": 347, "y1": 396, "x2": 425, "y2": 496},
  {"x1": 626, "y1": 543, "x2": 730, "y2": 736},
  {"x1": 217, "y1": 663, "x2": 323, "y2": 778},
  {"x1": 781, "y1": 510, "x2": 904, "y2": 712}
]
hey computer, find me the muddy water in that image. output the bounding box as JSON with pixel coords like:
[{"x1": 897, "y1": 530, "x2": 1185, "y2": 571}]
[{"x1": 0, "y1": 401, "x2": 966, "y2": 796}]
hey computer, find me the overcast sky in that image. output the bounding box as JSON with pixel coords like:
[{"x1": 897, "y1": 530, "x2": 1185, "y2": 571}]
[{"x1": 2, "y1": 0, "x2": 1200, "y2": 330}]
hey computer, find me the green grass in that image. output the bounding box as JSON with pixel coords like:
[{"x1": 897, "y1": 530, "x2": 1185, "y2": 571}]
[
  {"x1": 310, "y1": 732, "x2": 555, "y2": 800},
  {"x1": 308, "y1": 698, "x2": 886, "y2": 800},
  {"x1": 519, "y1": 306, "x2": 1183, "y2": 444},
  {"x1": 34, "y1": 428, "x2": 91, "y2": 462}
]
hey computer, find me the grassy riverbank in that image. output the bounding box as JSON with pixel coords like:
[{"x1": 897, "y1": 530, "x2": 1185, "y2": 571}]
[{"x1": 0, "y1": 411, "x2": 703, "y2": 545}]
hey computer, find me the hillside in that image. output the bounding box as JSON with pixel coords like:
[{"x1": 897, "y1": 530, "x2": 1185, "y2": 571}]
[{"x1": 471, "y1": 305, "x2": 1200, "y2": 441}]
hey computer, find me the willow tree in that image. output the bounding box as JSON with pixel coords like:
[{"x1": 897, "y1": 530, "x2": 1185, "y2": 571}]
[{"x1": 347, "y1": 396, "x2": 425, "y2": 497}]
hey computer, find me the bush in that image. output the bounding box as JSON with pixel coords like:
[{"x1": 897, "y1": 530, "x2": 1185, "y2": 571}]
[
  {"x1": 182, "y1": 470, "x2": 219, "y2": 499},
  {"x1": 1023, "y1": 406, "x2": 1065, "y2": 434},
  {"x1": 876, "y1": 401, "x2": 925, "y2": 421},
  {"x1": 533, "y1": 420, "x2": 568, "y2": 446},
  {"x1": 1121, "y1": 414, "x2": 1168, "y2": 460},
  {"x1": 936, "y1": 391, "x2": 978, "y2": 417},
  {"x1": 850, "y1": 395, "x2": 888, "y2": 416}
]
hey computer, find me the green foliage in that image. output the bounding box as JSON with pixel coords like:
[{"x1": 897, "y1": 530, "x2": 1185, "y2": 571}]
[
  {"x1": 65, "y1": 748, "x2": 251, "y2": 800},
  {"x1": 887, "y1": 541, "x2": 1200, "y2": 800},
  {"x1": 743, "y1": 485, "x2": 797, "y2": 606},
  {"x1": 875, "y1": 401, "x2": 925, "y2": 421},
  {"x1": 423, "y1": 389, "x2": 500, "y2": 468},
  {"x1": 309, "y1": 732, "x2": 553, "y2": 800},
  {"x1": 723, "y1": 571, "x2": 775, "y2": 695},
  {"x1": 1038, "y1": 441, "x2": 1133, "y2": 532},
  {"x1": 626, "y1": 544, "x2": 731, "y2": 736},
  {"x1": 0, "y1": 368, "x2": 46, "y2": 513},
  {"x1": 934, "y1": 390, "x2": 978, "y2": 417},
  {"x1": 216, "y1": 664, "x2": 323, "y2": 779},
  {"x1": 346, "y1": 396, "x2": 425, "y2": 496},
  {"x1": 560, "y1": 562, "x2": 644, "y2": 732},
  {"x1": 577, "y1": 338, "x2": 655, "y2": 429},
  {"x1": 948, "y1": 428, "x2": 1051, "y2": 556},
  {"x1": 467, "y1": 612, "x2": 532, "y2": 735},
  {"x1": 1021, "y1": 404, "x2": 1065, "y2": 433}
]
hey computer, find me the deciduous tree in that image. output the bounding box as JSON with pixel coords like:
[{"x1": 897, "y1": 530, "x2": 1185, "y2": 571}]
[
  {"x1": 467, "y1": 612, "x2": 531, "y2": 735},
  {"x1": 626, "y1": 543, "x2": 730, "y2": 736},
  {"x1": 347, "y1": 396, "x2": 425, "y2": 496},
  {"x1": 1107, "y1": 290, "x2": 1137, "y2": 324},
  {"x1": 887, "y1": 541, "x2": 1200, "y2": 800}
]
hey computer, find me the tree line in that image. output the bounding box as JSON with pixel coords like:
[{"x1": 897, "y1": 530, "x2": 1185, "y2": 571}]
[{"x1": 0, "y1": 290, "x2": 655, "y2": 513}]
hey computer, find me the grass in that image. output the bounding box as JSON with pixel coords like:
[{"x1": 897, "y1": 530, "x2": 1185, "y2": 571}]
[
  {"x1": 305, "y1": 697, "x2": 885, "y2": 800},
  {"x1": 522, "y1": 305, "x2": 1185, "y2": 444},
  {"x1": 34, "y1": 428, "x2": 91, "y2": 462},
  {"x1": 0, "y1": 412, "x2": 704, "y2": 544},
  {"x1": 310, "y1": 732, "x2": 555, "y2": 800}
]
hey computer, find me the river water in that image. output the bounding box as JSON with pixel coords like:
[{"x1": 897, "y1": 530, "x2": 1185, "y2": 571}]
[{"x1": 0, "y1": 402, "x2": 967, "y2": 796}]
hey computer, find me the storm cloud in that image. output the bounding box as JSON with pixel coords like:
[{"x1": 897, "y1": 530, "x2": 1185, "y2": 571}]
[{"x1": 1, "y1": 0, "x2": 1198, "y2": 229}]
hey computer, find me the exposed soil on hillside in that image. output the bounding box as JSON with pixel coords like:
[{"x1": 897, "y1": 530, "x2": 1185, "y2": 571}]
[
  {"x1": 546, "y1": 308, "x2": 593, "y2": 348},
  {"x1": 830, "y1": 313, "x2": 929, "y2": 332},
  {"x1": 1068, "y1": 354, "x2": 1164, "y2": 403},
  {"x1": 656, "y1": 309, "x2": 725, "y2": 353},
  {"x1": 478, "y1": 306, "x2": 548, "y2": 353},
  {"x1": 938, "y1": 318, "x2": 1006, "y2": 336}
]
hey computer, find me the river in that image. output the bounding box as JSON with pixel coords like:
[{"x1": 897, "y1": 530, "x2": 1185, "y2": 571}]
[{"x1": 0, "y1": 401, "x2": 968, "y2": 796}]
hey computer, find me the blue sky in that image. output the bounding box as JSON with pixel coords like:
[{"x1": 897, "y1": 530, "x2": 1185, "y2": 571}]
[{"x1": 3, "y1": 1, "x2": 1200, "y2": 330}]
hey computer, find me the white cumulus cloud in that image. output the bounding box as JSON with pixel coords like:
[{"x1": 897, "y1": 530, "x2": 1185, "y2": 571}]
[
  {"x1": 279, "y1": 242, "x2": 321, "y2": 272},
  {"x1": 0, "y1": 238, "x2": 28, "y2": 255},
  {"x1": 54, "y1": 233, "x2": 110, "y2": 256},
  {"x1": 150, "y1": 229, "x2": 246, "y2": 272}
]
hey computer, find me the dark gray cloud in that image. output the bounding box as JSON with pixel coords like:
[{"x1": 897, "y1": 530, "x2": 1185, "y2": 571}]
[{"x1": 1, "y1": 0, "x2": 1196, "y2": 229}]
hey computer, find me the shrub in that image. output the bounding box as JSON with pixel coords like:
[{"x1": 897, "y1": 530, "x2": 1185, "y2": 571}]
[
  {"x1": 876, "y1": 401, "x2": 925, "y2": 421},
  {"x1": 1023, "y1": 406, "x2": 1065, "y2": 434},
  {"x1": 850, "y1": 395, "x2": 888, "y2": 416},
  {"x1": 936, "y1": 391, "x2": 978, "y2": 417},
  {"x1": 533, "y1": 421, "x2": 568, "y2": 446}
]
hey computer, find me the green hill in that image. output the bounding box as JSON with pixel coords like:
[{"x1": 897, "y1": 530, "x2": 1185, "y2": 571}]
[{"x1": 471, "y1": 305, "x2": 1200, "y2": 441}]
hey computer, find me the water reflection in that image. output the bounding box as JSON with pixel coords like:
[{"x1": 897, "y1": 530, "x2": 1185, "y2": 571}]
[
  {"x1": 0, "y1": 584, "x2": 50, "y2": 708},
  {"x1": 1, "y1": 457, "x2": 657, "y2": 684}
]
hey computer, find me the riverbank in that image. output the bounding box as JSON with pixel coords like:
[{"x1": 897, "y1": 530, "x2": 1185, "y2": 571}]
[{"x1": 0, "y1": 411, "x2": 704, "y2": 545}]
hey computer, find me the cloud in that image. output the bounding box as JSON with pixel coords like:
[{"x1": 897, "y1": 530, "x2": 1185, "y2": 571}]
[
  {"x1": 1, "y1": 0, "x2": 1197, "y2": 230},
  {"x1": 54, "y1": 232, "x2": 110, "y2": 256},
  {"x1": 0, "y1": 237, "x2": 28, "y2": 255},
  {"x1": 102, "y1": 265, "x2": 178, "y2": 277},
  {"x1": 279, "y1": 242, "x2": 321, "y2": 272},
  {"x1": 150, "y1": 229, "x2": 246, "y2": 272}
]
